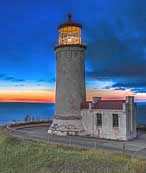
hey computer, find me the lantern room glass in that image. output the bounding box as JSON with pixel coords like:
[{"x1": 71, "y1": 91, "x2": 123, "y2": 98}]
[{"x1": 59, "y1": 26, "x2": 81, "y2": 45}]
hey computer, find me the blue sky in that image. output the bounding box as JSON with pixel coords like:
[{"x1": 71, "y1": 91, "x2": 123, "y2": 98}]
[{"x1": 0, "y1": 0, "x2": 146, "y2": 102}]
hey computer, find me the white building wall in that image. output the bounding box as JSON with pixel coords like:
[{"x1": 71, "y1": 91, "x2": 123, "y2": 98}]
[{"x1": 81, "y1": 108, "x2": 128, "y2": 140}]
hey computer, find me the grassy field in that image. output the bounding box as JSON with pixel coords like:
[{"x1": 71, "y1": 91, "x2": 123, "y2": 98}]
[{"x1": 0, "y1": 127, "x2": 146, "y2": 173}]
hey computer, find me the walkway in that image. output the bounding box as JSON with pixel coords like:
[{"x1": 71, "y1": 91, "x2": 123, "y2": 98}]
[{"x1": 8, "y1": 125, "x2": 146, "y2": 159}]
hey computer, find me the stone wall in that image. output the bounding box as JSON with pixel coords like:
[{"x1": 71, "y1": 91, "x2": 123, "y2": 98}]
[{"x1": 55, "y1": 46, "x2": 86, "y2": 117}]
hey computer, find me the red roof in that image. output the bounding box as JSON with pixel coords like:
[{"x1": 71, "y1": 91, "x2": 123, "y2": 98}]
[{"x1": 81, "y1": 100, "x2": 125, "y2": 110}]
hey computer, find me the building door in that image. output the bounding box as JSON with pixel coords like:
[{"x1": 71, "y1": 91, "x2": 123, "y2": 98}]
[{"x1": 97, "y1": 129, "x2": 100, "y2": 137}]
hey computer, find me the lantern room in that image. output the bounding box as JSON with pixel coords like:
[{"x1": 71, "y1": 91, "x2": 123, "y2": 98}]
[{"x1": 58, "y1": 14, "x2": 82, "y2": 45}]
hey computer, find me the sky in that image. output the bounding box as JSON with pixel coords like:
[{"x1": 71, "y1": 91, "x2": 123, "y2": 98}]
[{"x1": 0, "y1": 0, "x2": 146, "y2": 103}]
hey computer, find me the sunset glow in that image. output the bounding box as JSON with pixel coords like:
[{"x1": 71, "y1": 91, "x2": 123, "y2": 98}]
[
  {"x1": 1, "y1": 0, "x2": 146, "y2": 103},
  {"x1": 0, "y1": 87, "x2": 145, "y2": 103},
  {"x1": 0, "y1": 89, "x2": 55, "y2": 103}
]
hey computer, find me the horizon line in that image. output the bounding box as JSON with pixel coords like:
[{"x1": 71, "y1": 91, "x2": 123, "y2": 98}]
[{"x1": 0, "y1": 100, "x2": 146, "y2": 104}]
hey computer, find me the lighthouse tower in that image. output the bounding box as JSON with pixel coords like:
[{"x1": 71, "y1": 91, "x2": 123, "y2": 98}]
[{"x1": 49, "y1": 14, "x2": 86, "y2": 136}]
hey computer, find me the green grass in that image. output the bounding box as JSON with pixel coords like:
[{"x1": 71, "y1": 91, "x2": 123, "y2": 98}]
[{"x1": 0, "y1": 127, "x2": 146, "y2": 173}]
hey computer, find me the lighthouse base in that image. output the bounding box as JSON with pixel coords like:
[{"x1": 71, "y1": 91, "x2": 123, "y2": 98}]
[{"x1": 48, "y1": 116, "x2": 85, "y2": 136}]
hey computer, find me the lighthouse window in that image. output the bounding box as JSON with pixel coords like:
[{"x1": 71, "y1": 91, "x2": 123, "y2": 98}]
[
  {"x1": 59, "y1": 26, "x2": 81, "y2": 45},
  {"x1": 113, "y1": 114, "x2": 119, "y2": 127},
  {"x1": 96, "y1": 113, "x2": 102, "y2": 127}
]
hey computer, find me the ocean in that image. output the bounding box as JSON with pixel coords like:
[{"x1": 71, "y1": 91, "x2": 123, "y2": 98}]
[
  {"x1": 0, "y1": 102, "x2": 55, "y2": 125},
  {"x1": 0, "y1": 102, "x2": 146, "y2": 125}
]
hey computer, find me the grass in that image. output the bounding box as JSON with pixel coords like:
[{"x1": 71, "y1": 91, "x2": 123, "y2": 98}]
[{"x1": 0, "y1": 127, "x2": 146, "y2": 173}]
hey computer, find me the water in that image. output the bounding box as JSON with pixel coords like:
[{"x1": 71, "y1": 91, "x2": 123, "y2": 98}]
[
  {"x1": 0, "y1": 102, "x2": 55, "y2": 125},
  {"x1": 0, "y1": 102, "x2": 145, "y2": 125},
  {"x1": 136, "y1": 102, "x2": 146, "y2": 125}
]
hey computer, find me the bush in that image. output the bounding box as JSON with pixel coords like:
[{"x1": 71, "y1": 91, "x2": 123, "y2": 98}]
[{"x1": 24, "y1": 114, "x2": 32, "y2": 122}]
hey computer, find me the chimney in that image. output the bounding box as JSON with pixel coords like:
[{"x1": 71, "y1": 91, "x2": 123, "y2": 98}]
[
  {"x1": 89, "y1": 102, "x2": 92, "y2": 111},
  {"x1": 126, "y1": 96, "x2": 134, "y2": 104},
  {"x1": 92, "y1": 97, "x2": 102, "y2": 104}
]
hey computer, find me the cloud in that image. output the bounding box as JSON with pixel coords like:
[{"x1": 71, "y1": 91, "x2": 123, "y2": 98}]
[
  {"x1": 37, "y1": 77, "x2": 56, "y2": 84},
  {"x1": 113, "y1": 87, "x2": 126, "y2": 91},
  {"x1": 86, "y1": 20, "x2": 146, "y2": 78},
  {"x1": 14, "y1": 84, "x2": 25, "y2": 87},
  {"x1": 112, "y1": 79, "x2": 146, "y2": 88},
  {"x1": 110, "y1": 79, "x2": 146, "y2": 93},
  {"x1": 85, "y1": 1, "x2": 146, "y2": 93},
  {"x1": 37, "y1": 79, "x2": 46, "y2": 83},
  {"x1": 0, "y1": 74, "x2": 25, "y2": 82},
  {"x1": 0, "y1": 74, "x2": 6, "y2": 78},
  {"x1": 131, "y1": 88, "x2": 146, "y2": 93},
  {"x1": 4, "y1": 76, "x2": 25, "y2": 82}
]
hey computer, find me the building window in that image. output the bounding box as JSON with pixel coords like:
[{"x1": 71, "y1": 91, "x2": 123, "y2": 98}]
[
  {"x1": 96, "y1": 113, "x2": 102, "y2": 127},
  {"x1": 113, "y1": 114, "x2": 119, "y2": 127}
]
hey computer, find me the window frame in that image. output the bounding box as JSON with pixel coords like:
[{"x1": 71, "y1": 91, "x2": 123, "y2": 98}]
[
  {"x1": 96, "y1": 113, "x2": 102, "y2": 127},
  {"x1": 113, "y1": 114, "x2": 119, "y2": 128}
]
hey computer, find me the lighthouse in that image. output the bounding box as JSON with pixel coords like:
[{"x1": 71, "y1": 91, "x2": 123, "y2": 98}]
[{"x1": 48, "y1": 14, "x2": 86, "y2": 136}]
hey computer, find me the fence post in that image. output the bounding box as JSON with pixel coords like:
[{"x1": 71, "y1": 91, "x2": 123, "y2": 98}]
[
  {"x1": 95, "y1": 139, "x2": 97, "y2": 149},
  {"x1": 69, "y1": 136, "x2": 72, "y2": 147},
  {"x1": 123, "y1": 143, "x2": 126, "y2": 153},
  {"x1": 49, "y1": 134, "x2": 52, "y2": 144},
  {"x1": 48, "y1": 134, "x2": 50, "y2": 144}
]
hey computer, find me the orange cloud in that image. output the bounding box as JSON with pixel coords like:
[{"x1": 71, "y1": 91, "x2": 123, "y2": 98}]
[
  {"x1": 87, "y1": 89, "x2": 146, "y2": 102},
  {"x1": 0, "y1": 89, "x2": 55, "y2": 103},
  {"x1": 0, "y1": 88, "x2": 146, "y2": 103},
  {"x1": 86, "y1": 89, "x2": 134, "y2": 100}
]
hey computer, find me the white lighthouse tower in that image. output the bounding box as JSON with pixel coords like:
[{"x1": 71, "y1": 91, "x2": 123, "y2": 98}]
[{"x1": 48, "y1": 14, "x2": 86, "y2": 136}]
